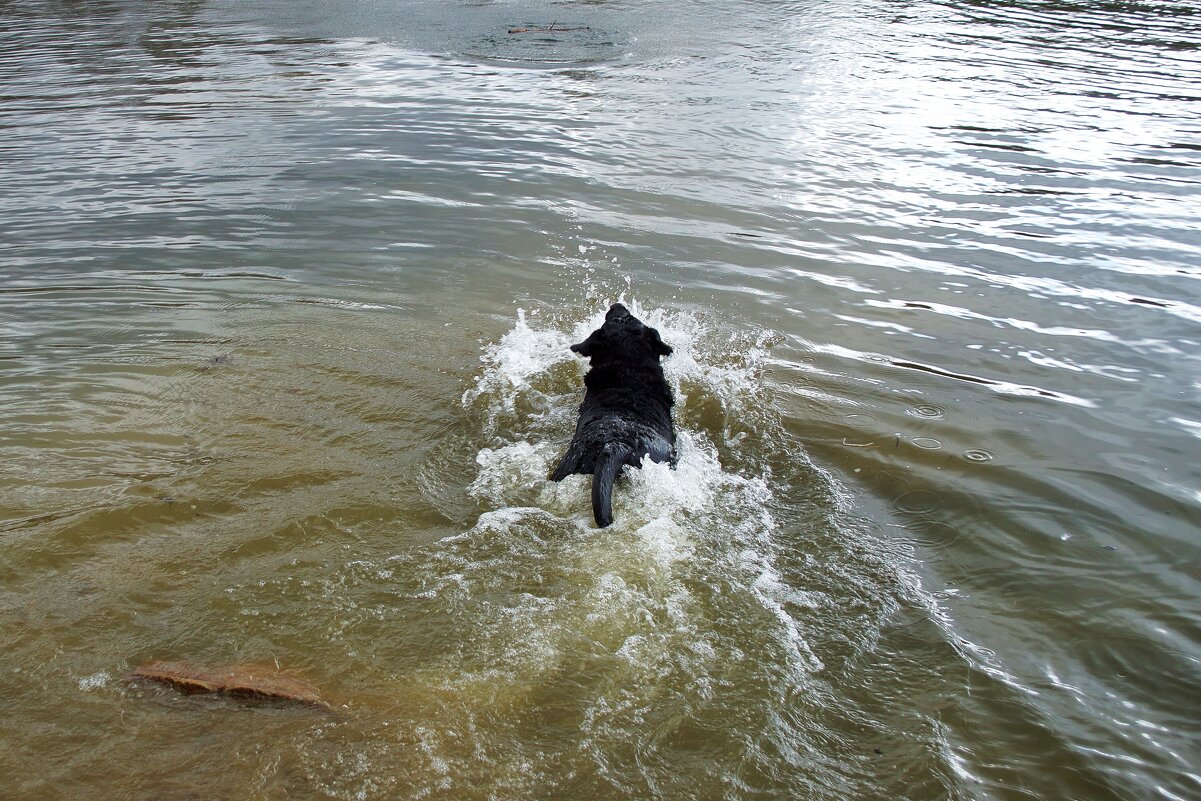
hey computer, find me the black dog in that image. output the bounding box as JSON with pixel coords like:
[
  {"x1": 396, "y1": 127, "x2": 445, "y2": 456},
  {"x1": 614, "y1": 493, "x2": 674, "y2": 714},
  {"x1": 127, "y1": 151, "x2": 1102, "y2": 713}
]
[{"x1": 550, "y1": 304, "x2": 675, "y2": 527}]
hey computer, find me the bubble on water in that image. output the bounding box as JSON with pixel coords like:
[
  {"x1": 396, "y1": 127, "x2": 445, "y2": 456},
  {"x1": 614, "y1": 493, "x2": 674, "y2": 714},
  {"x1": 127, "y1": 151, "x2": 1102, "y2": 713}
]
[
  {"x1": 78, "y1": 672, "x2": 110, "y2": 691},
  {"x1": 963, "y1": 449, "x2": 994, "y2": 462}
]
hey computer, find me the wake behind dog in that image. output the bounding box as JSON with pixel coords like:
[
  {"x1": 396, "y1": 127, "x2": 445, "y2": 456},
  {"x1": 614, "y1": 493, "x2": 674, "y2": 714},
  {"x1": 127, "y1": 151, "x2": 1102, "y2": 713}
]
[{"x1": 551, "y1": 303, "x2": 676, "y2": 527}]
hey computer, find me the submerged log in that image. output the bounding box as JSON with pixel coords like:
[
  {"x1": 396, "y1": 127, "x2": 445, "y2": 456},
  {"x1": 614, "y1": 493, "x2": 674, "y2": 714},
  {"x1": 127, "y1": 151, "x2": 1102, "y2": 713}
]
[{"x1": 131, "y1": 660, "x2": 329, "y2": 708}]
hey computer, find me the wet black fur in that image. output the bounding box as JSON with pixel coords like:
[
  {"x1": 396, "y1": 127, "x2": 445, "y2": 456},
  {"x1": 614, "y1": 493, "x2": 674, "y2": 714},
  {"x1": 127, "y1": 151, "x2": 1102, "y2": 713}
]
[{"x1": 550, "y1": 304, "x2": 675, "y2": 527}]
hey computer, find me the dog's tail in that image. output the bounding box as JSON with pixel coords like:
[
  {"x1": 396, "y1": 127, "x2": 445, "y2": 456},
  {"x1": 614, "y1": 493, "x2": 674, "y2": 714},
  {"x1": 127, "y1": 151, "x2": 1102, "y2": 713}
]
[{"x1": 592, "y1": 442, "x2": 632, "y2": 528}]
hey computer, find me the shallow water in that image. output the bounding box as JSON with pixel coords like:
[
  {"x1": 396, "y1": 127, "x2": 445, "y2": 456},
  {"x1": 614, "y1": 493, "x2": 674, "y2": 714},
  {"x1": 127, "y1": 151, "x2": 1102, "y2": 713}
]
[{"x1": 2, "y1": 1, "x2": 1199, "y2": 799}]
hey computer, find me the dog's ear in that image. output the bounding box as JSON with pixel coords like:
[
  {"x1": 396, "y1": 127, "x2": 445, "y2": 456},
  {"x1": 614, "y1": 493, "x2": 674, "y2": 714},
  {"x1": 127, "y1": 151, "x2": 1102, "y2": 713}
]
[
  {"x1": 645, "y1": 327, "x2": 672, "y2": 357},
  {"x1": 570, "y1": 330, "x2": 603, "y2": 357}
]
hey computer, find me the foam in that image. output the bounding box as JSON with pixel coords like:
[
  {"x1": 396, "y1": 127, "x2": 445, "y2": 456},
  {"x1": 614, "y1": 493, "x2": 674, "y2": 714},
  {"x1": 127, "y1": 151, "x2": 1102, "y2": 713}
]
[
  {"x1": 302, "y1": 303, "x2": 934, "y2": 798},
  {"x1": 462, "y1": 308, "x2": 572, "y2": 419},
  {"x1": 458, "y1": 302, "x2": 825, "y2": 687},
  {"x1": 78, "y1": 671, "x2": 110, "y2": 691}
]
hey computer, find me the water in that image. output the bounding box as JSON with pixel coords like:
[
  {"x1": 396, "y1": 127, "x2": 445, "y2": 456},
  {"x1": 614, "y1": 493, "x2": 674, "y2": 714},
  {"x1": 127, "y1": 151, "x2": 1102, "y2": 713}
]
[{"x1": 2, "y1": 1, "x2": 1199, "y2": 799}]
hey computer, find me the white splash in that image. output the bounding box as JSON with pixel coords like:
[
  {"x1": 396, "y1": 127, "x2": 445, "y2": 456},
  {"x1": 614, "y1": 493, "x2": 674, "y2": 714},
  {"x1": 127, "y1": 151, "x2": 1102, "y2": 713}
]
[
  {"x1": 78, "y1": 671, "x2": 110, "y2": 691},
  {"x1": 462, "y1": 308, "x2": 573, "y2": 416},
  {"x1": 459, "y1": 301, "x2": 827, "y2": 681}
]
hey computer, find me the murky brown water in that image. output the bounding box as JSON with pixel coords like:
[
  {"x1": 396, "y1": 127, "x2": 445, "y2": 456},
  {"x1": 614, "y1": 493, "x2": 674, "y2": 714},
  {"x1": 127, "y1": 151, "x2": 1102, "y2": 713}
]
[{"x1": 2, "y1": 1, "x2": 1199, "y2": 799}]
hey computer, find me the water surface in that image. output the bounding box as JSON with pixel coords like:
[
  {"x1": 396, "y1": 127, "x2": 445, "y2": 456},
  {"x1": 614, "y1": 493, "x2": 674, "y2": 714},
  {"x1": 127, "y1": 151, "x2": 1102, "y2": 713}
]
[{"x1": 2, "y1": 1, "x2": 1199, "y2": 799}]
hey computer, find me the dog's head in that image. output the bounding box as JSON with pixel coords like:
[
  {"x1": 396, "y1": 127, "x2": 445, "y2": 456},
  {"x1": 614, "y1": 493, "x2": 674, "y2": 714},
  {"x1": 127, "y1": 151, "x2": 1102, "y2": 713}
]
[{"x1": 570, "y1": 303, "x2": 673, "y2": 362}]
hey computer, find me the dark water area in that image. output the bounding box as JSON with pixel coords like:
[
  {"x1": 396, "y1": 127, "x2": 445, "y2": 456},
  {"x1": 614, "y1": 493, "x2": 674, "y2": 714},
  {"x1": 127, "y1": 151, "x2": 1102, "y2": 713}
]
[{"x1": 1, "y1": 1, "x2": 1199, "y2": 799}]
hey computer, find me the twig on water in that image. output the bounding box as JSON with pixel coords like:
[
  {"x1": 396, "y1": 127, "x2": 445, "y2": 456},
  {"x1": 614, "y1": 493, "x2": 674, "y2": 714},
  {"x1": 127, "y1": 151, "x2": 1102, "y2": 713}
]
[{"x1": 508, "y1": 20, "x2": 589, "y2": 34}]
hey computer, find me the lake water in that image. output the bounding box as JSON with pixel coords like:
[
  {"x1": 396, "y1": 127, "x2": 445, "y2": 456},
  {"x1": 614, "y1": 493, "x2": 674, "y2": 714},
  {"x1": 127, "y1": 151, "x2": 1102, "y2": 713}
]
[{"x1": 2, "y1": 1, "x2": 1199, "y2": 799}]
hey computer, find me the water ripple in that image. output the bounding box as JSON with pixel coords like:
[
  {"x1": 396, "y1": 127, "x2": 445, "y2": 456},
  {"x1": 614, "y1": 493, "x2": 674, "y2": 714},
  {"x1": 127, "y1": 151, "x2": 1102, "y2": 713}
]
[{"x1": 2, "y1": 1, "x2": 1200, "y2": 800}]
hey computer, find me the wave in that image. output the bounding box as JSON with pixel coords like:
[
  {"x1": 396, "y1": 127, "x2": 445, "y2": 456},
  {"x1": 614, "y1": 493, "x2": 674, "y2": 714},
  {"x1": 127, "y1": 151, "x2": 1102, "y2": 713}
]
[{"x1": 331, "y1": 301, "x2": 936, "y2": 799}]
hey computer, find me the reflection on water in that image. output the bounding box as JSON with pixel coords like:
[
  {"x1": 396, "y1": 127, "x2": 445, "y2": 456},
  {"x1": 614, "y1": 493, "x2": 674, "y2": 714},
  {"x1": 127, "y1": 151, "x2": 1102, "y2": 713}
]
[{"x1": 2, "y1": 1, "x2": 1200, "y2": 799}]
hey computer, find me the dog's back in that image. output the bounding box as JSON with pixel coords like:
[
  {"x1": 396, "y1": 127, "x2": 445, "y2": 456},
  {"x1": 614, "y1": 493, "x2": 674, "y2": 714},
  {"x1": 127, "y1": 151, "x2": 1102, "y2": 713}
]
[{"x1": 550, "y1": 304, "x2": 675, "y2": 527}]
